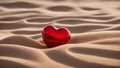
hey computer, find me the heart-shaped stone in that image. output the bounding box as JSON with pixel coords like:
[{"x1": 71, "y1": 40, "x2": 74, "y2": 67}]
[{"x1": 42, "y1": 25, "x2": 71, "y2": 48}]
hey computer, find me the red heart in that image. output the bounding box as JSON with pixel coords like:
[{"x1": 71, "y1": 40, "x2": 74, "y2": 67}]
[{"x1": 42, "y1": 25, "x2": 71, "y2": 48}]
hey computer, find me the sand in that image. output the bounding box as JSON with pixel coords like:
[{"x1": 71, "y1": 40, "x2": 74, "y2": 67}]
[{"x1": 0, "y1": 0, "x2": 120, "y2": 68}]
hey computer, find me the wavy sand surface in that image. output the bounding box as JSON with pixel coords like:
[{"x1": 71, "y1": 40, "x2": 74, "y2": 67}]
[{"x1": 0, "y1": 0, "x2": 120, "y2": 68}]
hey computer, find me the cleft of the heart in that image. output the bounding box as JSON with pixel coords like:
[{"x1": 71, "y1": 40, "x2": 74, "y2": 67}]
[{"x1": 42, "y1": 25, "x2": 71, "y2": 48}]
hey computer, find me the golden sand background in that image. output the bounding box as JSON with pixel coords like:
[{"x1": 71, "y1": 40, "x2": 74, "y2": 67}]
[{"x1": 0, "y1": 0, "x2": 120, "y2": 68}]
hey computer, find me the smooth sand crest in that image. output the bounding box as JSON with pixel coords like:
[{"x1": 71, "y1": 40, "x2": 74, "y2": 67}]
[{"x1": 0, "y1": 0, "x2": 120, "y2": 68}]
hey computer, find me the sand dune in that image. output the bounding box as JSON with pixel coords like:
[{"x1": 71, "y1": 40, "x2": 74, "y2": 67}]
[{"x1": 0, "y1": 0, "x2": 120, "y2": 68}]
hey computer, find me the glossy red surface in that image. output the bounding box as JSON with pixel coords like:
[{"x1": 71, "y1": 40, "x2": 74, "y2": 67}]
[{"x1": 42, "y1": 25, "x2": 71, "y2": 48}]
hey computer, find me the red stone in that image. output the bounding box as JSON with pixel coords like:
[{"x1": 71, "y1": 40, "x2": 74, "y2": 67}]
[{"x1": 42, "y1": 25, "x2": 71, "y2": 48}]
